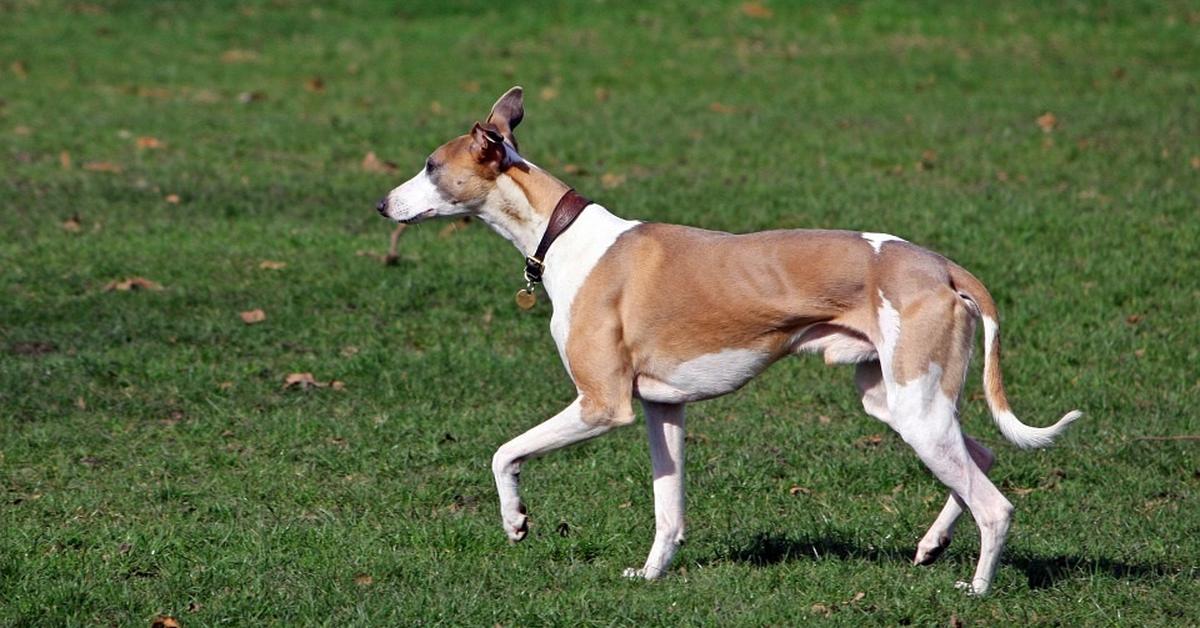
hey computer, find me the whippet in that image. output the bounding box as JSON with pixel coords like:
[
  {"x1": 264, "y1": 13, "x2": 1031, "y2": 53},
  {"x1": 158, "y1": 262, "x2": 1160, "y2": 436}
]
[{"x1": 375, "y1": 87, "x2": 1080, "y2": 595}]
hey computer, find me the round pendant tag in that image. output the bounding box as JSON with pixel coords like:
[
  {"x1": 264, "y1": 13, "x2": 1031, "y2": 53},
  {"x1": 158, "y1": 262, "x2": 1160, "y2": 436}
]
[{"x1": 515, "y1": 288, "x2": 537, "y2": 310}]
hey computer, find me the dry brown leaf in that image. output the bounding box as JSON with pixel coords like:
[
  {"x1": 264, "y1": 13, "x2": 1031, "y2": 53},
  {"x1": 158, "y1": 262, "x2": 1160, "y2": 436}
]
[
  {"x1": 330, "y1": 380, "x2": 345, "y2": 391},
  {"x1": 539, "y1": 86, "x2": 559, "y2": 101},
  {"x1": 709, "y1": 102, "x2": 737, "y2": 114},
  {"x1": 362, "y1": 151, "x2": 398, "y2": 174},
  {"x1": 104, "y1": 277, "x2": 163, "y2": 292},
  {"x1": 220, "y1": 49, "x2": 258, "y2": 63},
  {"x1": 461, "y1": 80, "x2": 480, "y2": 93},
  {"x1": 259, "y1": 260, "x2": 287, "y2": 270},
  {"x1": 789, "y1": 485, "x2": 811, "y2": 496},
  {"x1": 594, "y1": 87, "x2": 610, "y2": 102},
  {"x1": 429, "y1": 100, "x2": 444, "y2": 115},
  {"x1": 354, "y1": 573, "x2": 374, "y2": 586},
  {"x1": 59, "y1": 151, "x2": 72, "y2": 169},
  {"x1": 136, "y1": 136, "x2": 165, "y2": 149},
  {"x1": 304, "y1": 76, "x2": 325, "y2": 93},
  {"x1": 817, "y1": 415, "x2": 832, "y2": 425},
  {"x1": 238, "y1": 91, "x2": 266, "y2": 104},
  {"x1": 84, "y1": 161, "x2": 123, "y2": 173},
  {"x1": 239, "y1": 309, "x2": 266, "y2": 324},
  {"x1": 341, "y1": 345, "x2": 359, "y2": 357},
  {"x1": 62, "y1": 214, "x2": 82, "y2": 232},
  {"x1": 75, "y1": 397, "x2": 87, "y2": 410},
  {"x1": 810, "y1": 603, "x2": 833, "y2": 618},
  {"x1": 164, "y1": 194, "x2": 181, "y2": 204},
  {"x1": 1126, "y1": 313, "x2": 1143, "y2": 325},
  {"x1": 283, "y1": 372, "x2": 319, "y2": 389},
  {"x1": 13, "y1": 125, "x2": 32, "y2": 136},
  {"x1": 1190, "y1": 156, "x2": 1199, "y2": 170},
  {"x1": 10, "y1": 60, "x2": 28, "y2": 79},
  {"x1": 1036, "y1": 112, "x2": 1057, "y2": 133},
  {"x1": 218, "y1": 381, "x2": 234, "y2": 390},
  {"x1": 740, "y1": 1, "x2": 774, "y2": 18},
  {"x1": 562, "y1": 163, "x2": 584, "y2": 175},
  {"x1": 600, "y1": 172, "x2": 626, "y2": 189},
  {"x1": 855, "y1": 433, "x2": 884, "y2": 448}
]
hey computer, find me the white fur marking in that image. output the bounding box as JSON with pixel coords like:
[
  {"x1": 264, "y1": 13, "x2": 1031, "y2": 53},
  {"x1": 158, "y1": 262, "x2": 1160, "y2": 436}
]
[
  {"x1": 862, "y1": 232, "x2": 905, "y2": 253},
  {"x1": 876, "y1": 291, "x2": 902, "y2": 381},
  {"x1": 543, "y1": 205, "x2": 639, "y2": 372},
  {"x1": 658, "y1": 348, "x2": 771, "y2": 402}
]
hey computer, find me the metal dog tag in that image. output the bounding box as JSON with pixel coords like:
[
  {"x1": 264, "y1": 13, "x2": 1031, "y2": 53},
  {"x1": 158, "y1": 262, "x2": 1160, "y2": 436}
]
[{"x1": 515, "y1": 288, "x2": 537, "y2": 310}]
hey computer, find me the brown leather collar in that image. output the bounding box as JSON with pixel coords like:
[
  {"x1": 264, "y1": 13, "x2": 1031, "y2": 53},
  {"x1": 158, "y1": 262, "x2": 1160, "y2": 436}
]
[{"x1": 524, "y1": 189, "x2": 591, "y2": 285}]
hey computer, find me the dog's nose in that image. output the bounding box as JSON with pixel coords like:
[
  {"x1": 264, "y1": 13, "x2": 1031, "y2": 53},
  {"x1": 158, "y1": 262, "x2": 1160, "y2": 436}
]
[{"x1": 375, "y1": 197, "x2": 389, "y2": 215}]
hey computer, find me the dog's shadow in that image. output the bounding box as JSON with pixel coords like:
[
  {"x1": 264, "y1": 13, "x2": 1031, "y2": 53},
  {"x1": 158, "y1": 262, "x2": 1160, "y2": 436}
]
[{"x1": 703, "y1": 532, "x2": 1184, "y2": 589}]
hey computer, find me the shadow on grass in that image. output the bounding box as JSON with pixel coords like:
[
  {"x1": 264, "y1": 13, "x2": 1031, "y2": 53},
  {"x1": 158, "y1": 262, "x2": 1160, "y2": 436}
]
[{"x1": 707, "y1": 533, "x2": 1189, "y2": 589}]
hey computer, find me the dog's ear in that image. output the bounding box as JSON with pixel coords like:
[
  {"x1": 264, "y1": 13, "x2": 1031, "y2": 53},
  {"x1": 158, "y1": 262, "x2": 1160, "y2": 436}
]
[
  {"x1": 470, "y1": 121, "x2": 508, "y2": 167},
  {"x1": 486, "y1": 86, "x2": 524, "y2": 151}
]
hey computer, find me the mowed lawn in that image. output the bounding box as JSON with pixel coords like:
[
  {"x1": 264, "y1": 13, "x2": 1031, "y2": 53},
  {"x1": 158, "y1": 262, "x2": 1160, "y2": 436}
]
[{"x1": 2, "y1": 0, "x2": 1198, "y2": 624}]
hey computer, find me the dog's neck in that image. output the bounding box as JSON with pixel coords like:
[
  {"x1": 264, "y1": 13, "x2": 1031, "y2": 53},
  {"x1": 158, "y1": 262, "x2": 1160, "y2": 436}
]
[{"x1": 477, "y1": 160, "x2": 572, "y2": 258}]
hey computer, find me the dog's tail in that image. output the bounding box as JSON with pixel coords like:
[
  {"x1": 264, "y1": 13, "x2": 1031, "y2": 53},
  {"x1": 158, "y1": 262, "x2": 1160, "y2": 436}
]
[{"x1": 949, "y1": 264, "x2": 1082, "y2": 449}]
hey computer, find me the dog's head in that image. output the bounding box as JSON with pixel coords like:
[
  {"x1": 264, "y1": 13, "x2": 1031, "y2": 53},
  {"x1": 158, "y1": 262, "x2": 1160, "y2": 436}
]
[{"x1": 376, "y1": 86, "x2": 525, "y2": 223}]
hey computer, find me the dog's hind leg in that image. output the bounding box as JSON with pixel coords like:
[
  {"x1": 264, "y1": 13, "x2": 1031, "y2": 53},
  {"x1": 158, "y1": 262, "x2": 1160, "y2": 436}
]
[
  {"x1": 624, "y1": 401, "x2": 686, "y2": 579},
  {"x1": 880, "y1": 290, "x2": 1012, "y2": 595},
  {"x1": 491, "y1": 397, "x2": 613, "y2": 542},
  {"x1": 912, "y1": 435, "x2": 994, "y2": 566}
]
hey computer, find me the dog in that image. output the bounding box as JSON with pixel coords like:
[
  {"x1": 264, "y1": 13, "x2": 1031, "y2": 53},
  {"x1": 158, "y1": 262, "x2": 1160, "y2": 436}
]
[{"x1": 376, "y1": 86, "x2": 1081, "y2": 595}]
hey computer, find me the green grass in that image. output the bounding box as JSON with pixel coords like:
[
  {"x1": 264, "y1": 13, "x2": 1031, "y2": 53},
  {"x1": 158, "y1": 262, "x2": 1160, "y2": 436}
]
[{"x1": 2, "y1": 0, "x2": 1198, "y2": 624}]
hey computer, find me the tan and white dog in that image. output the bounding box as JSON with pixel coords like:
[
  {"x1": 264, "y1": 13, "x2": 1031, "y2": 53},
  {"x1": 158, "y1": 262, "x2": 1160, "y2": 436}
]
[{"x1": 376, "y1": 87, "x2": 1080, "y2": 595}]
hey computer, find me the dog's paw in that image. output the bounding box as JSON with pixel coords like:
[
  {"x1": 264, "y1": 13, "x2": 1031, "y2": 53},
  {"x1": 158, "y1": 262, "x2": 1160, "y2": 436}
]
[
  {"x1": 954, "y1": 579, "x2": 989, "y2": 596},
  {"x1": 501, "y1": 504, "x2": 528, "y2": 543},
  {"x1": 622, "y1": 567, "x2": 646, "y2": 579},
  {"x1": 913, "y1": 535, "x2": 951, "y2": 566}
]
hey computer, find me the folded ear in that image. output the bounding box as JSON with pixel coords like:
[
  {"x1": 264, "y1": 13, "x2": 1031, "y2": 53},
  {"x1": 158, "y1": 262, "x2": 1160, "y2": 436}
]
[
  {"x1": 486, "y1": 86, "x2": 524, "y2": 151},
  {"x1": 470, "y1": 122, "x2": 508, "y2": 167}
]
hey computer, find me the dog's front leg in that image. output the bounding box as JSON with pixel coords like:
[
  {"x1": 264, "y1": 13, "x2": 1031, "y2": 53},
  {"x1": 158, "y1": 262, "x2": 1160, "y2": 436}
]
[
  {"x1": 624, "y1": 401, "x2": 686, "y2": 580},
  {"x1": 491, "y1": 397, "x2": 611, "y2": 542}
]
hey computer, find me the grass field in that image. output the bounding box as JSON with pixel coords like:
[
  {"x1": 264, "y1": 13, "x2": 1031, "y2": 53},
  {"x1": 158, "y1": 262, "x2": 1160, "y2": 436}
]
[{"x1": 2, "y1": 0, "x2": 1198, "y2": 624}]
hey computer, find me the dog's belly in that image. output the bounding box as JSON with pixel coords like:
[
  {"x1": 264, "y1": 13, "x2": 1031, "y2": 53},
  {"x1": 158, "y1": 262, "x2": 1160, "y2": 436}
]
[{"x1": 634, "y1": 348, "x2": 774, "y2": 404}]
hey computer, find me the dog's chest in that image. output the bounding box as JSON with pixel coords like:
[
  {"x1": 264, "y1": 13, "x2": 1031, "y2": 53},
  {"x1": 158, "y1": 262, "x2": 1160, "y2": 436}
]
[{"x1": 542, "y1": 206, "x2": 639, "y2": 371}]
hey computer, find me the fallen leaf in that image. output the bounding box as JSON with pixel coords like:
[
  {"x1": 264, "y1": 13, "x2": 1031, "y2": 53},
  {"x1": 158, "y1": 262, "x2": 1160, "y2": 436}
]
[
  {"x1": 1009, "y1": 486, "x2": 1037, "y2": 496},
  {"x1": 562, "y1": 163, "x2": 585, "y2": 175},
  {"x1": 164, "y1": 194, "x2": 181, "y2": 204},
  {"x1": 62, "y1": 214, "x2": 82, "y2": 232},
  {"x1": 104, "y1": 277, "x2": 163, "y2": 291},
  {"x1": 304, "y1": 76, "x2": 325, "y2": 93},
  {"x1": 917, "y1": 149, "x2": 937, "y2": 171},
  {"x1": 218, "y1": 381, "x2": 234, "y2": 390},
  {"x1": 1036, "y1": 112, "x2": 1057, "y2": 133},
  {"x1": 220, "y1": 49, "x2": 258, "y2": 63},
  {"x1": 539, "y1": 86, "x2": 559, "y2": 101},
  {"x1": 340, "y1": 345, "x2": 359, "y2": 357},
  {"x1": 846, "y1": 591, "x2": 866, "y2": 605},
  {"x1": 1134, "y1": 348, "x2": 1146, "y2": 358},
  {"x1": 330, "y1": 380, "x2": 345, "y2": 391},
  {"x1": 160, "y1": 411, "x2": 183, "y2": 426},
  {"x1": 238, "y1": 91, "x2": 266, "y2": 104},
  {"x1": 239, "y1": 309, "x2": 266, "y2": 324},
  {"x1": 354, "y1": 573, "x2": 374, "y2": 586},
  {"x1": 80, "y1": 455, "x2": 102, "y2": 468},
  {"x1": 13, "y1": 125, "x2": 31, "y2": 136},
  {"x1": 740, "y1": 1, "x2": 774, "y2": 18},
  {"x1": 1126, "y1": 313, "x2": 1143, "y2": 325},
  {"x1": 84, "y1": 161, "x2": 123, "y2": 173},
  {"x1": 136, "y1": 136, "x2": 165, "y2": 149},
  {"x1": 188, "y1": 601, "x2": 202, "y2": 613},
  {"x1": 59, "y1": 151, "x2": 72, "y2": 169},
  {"x1": 1191, "y1": 156, "x2": 1200, "y2": 170},
  {"x1": 817, "y1": 415, "x2": 831, "y2": 425},
  {"x1": 949, "y1": 612, "x2": 964, "y2": 628},
  {"x1": 709, "y1": 102, "x2": 737, "y2": 114},
  {"x1": 810, "y1": 603, "x2": 833, "y2": 618},
  {"x1": 854, "y1": 433, "x2": 884, "y2": 448},
  {"x1": 594, "y1": 87, "x2": 610, "y2": 102},
  {"x1": 461, "y1": 80, "x2": 480, "y2": 93},
  {"x1": 151, "y1": 616, "x2": 181, "y2": 628},
  {"x1": 10, "y1": 60, "x2": 28, "y2": 79},
  {"x1": 362, "y1": 151, "x2": 398, "y2": 174},
  {"x1": 429, "y1": 100, "x2": 444, "y2": 115},
  {"x1": 600, "y1": 172, "x2": 626, "y2": 189},
  {"x1": 789, "y1": 485, "x2": 811, "y2": 496},
  {"x1": 259, "y1": 260, "x2": 287, "y2": 270},
  {"x1": 9, "y1": 340, "x2": 57, "y2": 356},
  {"x1": 283, "y1": 372, "x2": 319, "y2": 389},
  {"x1": 75, "y1": 397, "x2": 87, "y2": 410}
]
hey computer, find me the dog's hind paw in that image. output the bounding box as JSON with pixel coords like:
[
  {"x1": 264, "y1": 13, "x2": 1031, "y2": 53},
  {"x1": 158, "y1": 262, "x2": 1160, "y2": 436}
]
[
  {"x1": 622, "y1": 567, "x2": 645, "y2": 579},
  {"x1": 954, "y1": 579, "x2": 989, "y2": 596}
]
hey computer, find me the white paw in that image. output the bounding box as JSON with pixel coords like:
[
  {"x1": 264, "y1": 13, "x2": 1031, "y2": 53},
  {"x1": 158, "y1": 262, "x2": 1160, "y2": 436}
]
[
  {"x1": 501, "y1": 506, "x2": 528, "y2": 542},
  {"x1": 954, "y1": 579, "x2": 989, "y2": 596},
  {"x1": 622, "y1": 567, "x2": 645, "y2": 579}
]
